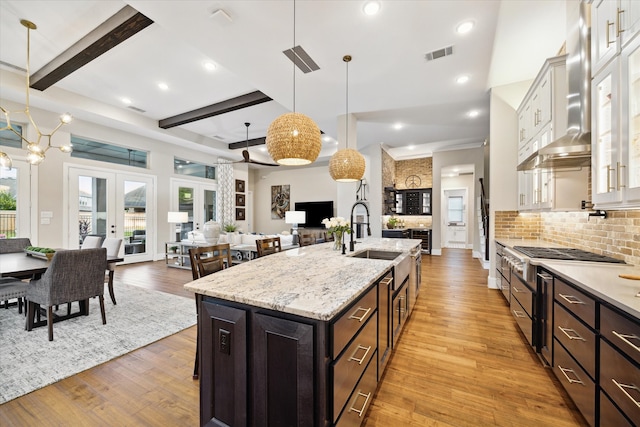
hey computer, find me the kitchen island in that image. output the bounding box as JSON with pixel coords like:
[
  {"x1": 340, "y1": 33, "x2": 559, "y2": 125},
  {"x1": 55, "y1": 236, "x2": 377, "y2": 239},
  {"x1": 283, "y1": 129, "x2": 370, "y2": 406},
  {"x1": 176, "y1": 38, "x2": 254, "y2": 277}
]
[{"x1": 185, "y1": 238, "x2": 421, "y2": 427}]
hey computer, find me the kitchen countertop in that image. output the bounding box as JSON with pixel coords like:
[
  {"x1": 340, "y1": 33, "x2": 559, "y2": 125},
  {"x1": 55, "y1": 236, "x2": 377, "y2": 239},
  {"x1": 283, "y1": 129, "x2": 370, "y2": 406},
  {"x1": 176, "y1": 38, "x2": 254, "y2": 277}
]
[{"x1": 184, "y1": 238, "x2": 421, "y2": 321}]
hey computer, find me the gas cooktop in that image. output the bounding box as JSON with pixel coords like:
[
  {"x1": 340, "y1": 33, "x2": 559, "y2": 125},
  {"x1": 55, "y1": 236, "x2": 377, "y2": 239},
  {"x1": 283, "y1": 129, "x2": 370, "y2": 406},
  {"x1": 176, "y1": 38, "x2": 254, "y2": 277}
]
[{"x1": 513, "y1": 246, "x2": 626, "y2": 264}]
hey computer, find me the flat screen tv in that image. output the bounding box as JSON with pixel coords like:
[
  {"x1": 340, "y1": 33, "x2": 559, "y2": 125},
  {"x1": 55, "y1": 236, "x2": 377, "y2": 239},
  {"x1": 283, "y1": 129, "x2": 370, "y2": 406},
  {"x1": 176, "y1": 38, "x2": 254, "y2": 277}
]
[{"x1": 294, "y1": 201, "x2": 334, "y2": 228}]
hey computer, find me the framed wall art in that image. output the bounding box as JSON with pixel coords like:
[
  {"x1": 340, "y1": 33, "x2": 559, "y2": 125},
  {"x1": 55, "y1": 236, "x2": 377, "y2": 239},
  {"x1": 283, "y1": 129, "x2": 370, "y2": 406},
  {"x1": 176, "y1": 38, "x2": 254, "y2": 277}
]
[
  {"x1": 236, "y1": 193, "x2": 245, "y2": 207},
  {"x1": 236, "y1": 208, "x2": 245, "y2": 221},
  {"x1": 235, "y1": 179, "x2": 245, "y2": 193},
  {"x1": 271, "y1": 184, "x2": 290, "y2": 219}
]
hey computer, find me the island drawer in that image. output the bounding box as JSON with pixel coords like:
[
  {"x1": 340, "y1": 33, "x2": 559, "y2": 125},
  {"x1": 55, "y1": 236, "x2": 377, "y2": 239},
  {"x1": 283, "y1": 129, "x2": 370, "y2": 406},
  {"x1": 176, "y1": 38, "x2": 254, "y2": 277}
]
[
  {"x1": 332, "y1": 285, "x2": 377, "y2": 359},
  {"x1": 335, "y1": 352, "x2": 378, "y2": 427},
  {"x1": 554, "y1": 302, "x2": 596, "y2": 379},
  {"x1": 554, "y1": 278, "x2": 595, "y2": 329},
  {"x1": 600, "y1": 391, "x2": 634, "y2": 427},
  {"x1": 511, "y1": 277, "x2": 533, "y2": 317},
  {"x1": 511, "y1": 296, "x2": 533, "y2": 346},
  {"x1": 600, "y1": 304, "x2": 640, "y2": 365},
  {"x1": 553, "y1": 338, "x2": 595, "y2": 427},
  {"x1": 332, "y1": 313, "x2": 378, "y2": 422},
  {"x1": 600, "y1": 339, "x2": 640, "y2": 423}
]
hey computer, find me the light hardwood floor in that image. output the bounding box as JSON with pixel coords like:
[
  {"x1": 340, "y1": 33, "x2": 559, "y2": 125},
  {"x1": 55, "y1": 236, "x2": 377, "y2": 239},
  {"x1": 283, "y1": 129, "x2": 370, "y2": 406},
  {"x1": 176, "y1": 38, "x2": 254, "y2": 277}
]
[{"x1": 0, "y1": 249, "x2": 586, "y2": 426}]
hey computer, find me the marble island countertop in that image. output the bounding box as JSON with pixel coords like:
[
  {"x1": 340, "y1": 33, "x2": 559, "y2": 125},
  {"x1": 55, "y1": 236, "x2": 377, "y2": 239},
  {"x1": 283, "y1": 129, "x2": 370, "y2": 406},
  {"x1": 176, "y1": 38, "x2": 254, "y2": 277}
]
[{"x1": 184, "y1": 238, "x2": 421, "y2": 321}]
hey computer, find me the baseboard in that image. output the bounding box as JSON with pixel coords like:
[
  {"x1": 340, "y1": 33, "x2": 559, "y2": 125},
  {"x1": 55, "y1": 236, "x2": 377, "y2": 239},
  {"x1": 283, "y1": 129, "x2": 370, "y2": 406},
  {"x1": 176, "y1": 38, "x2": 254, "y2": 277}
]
[
  {"x1": 487, "y1": 276, "x2": 499, "y2": 289},
  {"x1": 473, "y1": 251, "x2": 490, "y2": 269},
  {"x1": 431, "y1": 248, "x2": 442, "y2": 256}
]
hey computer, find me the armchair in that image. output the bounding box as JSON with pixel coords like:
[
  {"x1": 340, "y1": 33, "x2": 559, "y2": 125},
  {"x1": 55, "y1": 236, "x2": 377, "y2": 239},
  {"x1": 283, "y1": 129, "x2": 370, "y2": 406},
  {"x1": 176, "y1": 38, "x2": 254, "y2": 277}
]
[{"x1": 26, "y1": 248, "x2": 108, "y2": 341}]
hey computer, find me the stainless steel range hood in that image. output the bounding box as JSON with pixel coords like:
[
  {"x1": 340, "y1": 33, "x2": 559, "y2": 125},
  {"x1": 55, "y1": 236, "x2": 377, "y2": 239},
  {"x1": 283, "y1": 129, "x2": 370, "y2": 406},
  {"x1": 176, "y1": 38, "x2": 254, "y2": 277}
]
[{"x1": 518, "y1": 0, "x2": 591, "y2": 171}]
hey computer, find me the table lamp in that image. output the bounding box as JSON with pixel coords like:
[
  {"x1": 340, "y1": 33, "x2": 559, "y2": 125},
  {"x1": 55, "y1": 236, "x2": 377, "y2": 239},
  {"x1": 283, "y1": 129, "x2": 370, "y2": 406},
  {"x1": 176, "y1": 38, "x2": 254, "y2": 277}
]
[
  {"x1": 167, "y1": 211, "x2": 188, "y2": 242},
  {"x1": 285, "y1": 211, "x2": 306, "y2": 245}
]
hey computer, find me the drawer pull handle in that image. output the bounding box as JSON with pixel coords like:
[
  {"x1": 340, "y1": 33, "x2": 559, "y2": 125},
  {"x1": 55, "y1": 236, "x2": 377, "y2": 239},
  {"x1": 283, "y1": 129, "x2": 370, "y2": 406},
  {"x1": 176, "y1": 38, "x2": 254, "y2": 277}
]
[
  {"x1": 348, "y1": 307, "x2": 371, "y2": 322},
  {"x1": 612, "y1": 379, "x2": 640, "y2": 408},
  {"x1": 612, "y1": 330, "x2": 640, "y2": 353},
  {"x1": 348, "y1": 345, "x2": 372, "y2": 365},
  {"x1": 348, "y1": 390, "x2": 372, "y2": 417},
  {"x1": 512, "y1": 286, "x2": 521, "y2": 293},
  {"x1": 558, "y1": 293, "x2": 585, "y2": 305},
  {"x1": 558, "y1": 365, "x2": 584, "y2": 385},
  {"x1": 558, "y1": 326, "x2": 586, "y2": 341},
  {"x1": 512, "y1": 310, "x2": 527, "y2": 319}
]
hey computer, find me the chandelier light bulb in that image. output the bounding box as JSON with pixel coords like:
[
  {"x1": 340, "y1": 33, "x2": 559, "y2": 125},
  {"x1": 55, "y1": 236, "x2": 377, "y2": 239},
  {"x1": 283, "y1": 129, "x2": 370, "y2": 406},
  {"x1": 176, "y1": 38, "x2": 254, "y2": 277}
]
[
  {"x1": 0, "y1": 152, "x2": 12, "y2": 169},
  {"x1": 27, "y1": 143, "x2": 43, "y2": 153},
  {"x1": 27, "y1": 151, "x2": 45, "y2": 165},
  {"x1": 59, "y1": 144, "x2": 73, "y2": 153},
  {"x1": 60, "y1": 113, "x2": 73, "y2": 124}
]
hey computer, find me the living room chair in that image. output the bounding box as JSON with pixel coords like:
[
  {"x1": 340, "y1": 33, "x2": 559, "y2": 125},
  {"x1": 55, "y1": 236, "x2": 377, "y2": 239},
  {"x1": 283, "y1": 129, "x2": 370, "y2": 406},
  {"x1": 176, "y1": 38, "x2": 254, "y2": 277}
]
[
  {"x1": 256, "y1": 237, "x2": 282, "y2": 257},
  {"x1": 298, "y1": 232, "x2": 315, "y2": 247},
  {"x1": 25, "y1": 248, "x2": 108, "y2": 341},
  {"x1": 188, "y1": 243, "x2": 232, "y2": 380},
  {"x1": 102, "y1": 238, "x2": 123, "y2": 305}
]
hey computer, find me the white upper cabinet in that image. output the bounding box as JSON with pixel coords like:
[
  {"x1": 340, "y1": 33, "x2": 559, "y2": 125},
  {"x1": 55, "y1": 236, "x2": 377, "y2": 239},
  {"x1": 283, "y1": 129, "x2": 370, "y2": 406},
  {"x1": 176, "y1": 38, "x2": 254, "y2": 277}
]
[{"x1": 593, "y1": 0, "x2": 640, "y2": 75}]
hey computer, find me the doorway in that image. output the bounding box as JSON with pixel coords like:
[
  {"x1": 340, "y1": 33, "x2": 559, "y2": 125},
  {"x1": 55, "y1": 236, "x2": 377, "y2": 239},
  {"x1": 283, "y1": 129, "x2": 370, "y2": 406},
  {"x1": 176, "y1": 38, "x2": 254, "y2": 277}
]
[{"x1": 442, "y1": 188, "x2": 468, "y2": 249}]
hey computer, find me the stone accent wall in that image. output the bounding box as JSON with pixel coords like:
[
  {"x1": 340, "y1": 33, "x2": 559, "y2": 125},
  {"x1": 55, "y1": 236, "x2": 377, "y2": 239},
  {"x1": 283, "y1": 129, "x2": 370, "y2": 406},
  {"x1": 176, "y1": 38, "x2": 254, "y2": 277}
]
[
  {"x1": 494, "y1": 209, "x2": 640, "y2": 265},
  {"x1": 381, "y1": 148, "x2": 395, "y2": 190},
  {"x1": 395, "y1": 157, "x2": 433, "y2": 189}
]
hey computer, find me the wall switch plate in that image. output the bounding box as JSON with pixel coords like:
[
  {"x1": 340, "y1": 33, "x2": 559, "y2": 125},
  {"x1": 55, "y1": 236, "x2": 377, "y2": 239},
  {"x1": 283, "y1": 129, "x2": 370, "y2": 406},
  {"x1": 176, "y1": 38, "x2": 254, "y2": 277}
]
[{"x1": 219, "y1": 329, "x2": 230, "y2": 355}]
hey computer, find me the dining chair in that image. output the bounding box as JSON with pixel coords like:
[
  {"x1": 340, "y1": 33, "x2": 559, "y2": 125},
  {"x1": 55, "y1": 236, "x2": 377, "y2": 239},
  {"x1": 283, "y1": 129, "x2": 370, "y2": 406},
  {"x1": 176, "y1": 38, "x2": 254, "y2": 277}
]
[
  {"x1": 101, "y1": 238, "x2": 123, "y2": 305},
  {"x1": 323, "y1": 231, "x2": 335, "y2": 242},
  {"x1": 188, "y1": 243, "x2": 232, "y2": 380},
  {"x1": 0, "y1": 237, "x2": 32, "y2": 254},
  {"x1": 25, "y1": 248, "x2": 108, "y2": 341},
  {"x1": 81, "y1": 235, "x2": 103, "y2": 249},
  {"x1": 256, "y1": 237, "x2": 282, "y2": 257},
  {"x1": 0, "y1": 278, "x2": 29, "y2": 314},
  {"x1": 298, "y1": 232, "x2": 316, "y2": 247}
]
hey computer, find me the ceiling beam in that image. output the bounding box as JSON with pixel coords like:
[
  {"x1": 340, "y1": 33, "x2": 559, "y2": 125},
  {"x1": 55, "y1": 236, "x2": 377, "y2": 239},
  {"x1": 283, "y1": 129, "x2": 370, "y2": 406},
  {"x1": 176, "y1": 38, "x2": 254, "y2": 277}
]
[
  {"x1": 228, "y1": 137, "x2": 266, "y2": 150},
  {"x1": 159, "y1": 91, "x2": 273, "y2": 129},
  {"x1": 30, "y1": 6, "x2": 153, "y2": 91}
]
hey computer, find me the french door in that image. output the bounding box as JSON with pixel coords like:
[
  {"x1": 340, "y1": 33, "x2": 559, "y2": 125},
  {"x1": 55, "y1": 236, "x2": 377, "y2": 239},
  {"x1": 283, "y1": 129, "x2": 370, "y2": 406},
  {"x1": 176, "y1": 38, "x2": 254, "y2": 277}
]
[
  {"x1": 0, "y1": 159, "x2": 32, "y2": 239},
  {"x1": 67, "y1": 166, "x2": 155, "y2": 263},
  {"x1": 170, "y1": 179, "x2": 217, "y2": 241}
]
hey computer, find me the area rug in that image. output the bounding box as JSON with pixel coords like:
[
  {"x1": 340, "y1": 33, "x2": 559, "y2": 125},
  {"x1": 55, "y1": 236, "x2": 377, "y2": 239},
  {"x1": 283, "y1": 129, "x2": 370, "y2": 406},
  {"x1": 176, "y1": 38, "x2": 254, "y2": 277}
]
[{"x1": 0, "y1": 284, "x2": 196, "y2": 404}]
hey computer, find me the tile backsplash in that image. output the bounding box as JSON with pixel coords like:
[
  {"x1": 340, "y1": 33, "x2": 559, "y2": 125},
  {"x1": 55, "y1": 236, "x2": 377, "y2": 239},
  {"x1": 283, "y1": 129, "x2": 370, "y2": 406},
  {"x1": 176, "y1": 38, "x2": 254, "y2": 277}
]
[{"x1": 495, "y1": 210, "x2": 640, "y2": 265}]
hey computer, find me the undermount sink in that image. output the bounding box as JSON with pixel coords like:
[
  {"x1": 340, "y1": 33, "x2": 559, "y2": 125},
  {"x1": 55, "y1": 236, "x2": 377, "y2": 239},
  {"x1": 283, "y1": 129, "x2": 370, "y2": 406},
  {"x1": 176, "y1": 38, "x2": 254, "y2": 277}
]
[{"x1": 350, "y1": 250, "x2": 403, "y2": 260}]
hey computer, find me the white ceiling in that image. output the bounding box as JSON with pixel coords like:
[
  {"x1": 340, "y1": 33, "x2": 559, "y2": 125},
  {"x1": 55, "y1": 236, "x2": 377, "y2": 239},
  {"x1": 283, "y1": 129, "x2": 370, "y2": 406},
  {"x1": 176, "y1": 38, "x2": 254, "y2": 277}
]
[{"x1": 0, "y1": 0, "x2": 568, "y2": 167}]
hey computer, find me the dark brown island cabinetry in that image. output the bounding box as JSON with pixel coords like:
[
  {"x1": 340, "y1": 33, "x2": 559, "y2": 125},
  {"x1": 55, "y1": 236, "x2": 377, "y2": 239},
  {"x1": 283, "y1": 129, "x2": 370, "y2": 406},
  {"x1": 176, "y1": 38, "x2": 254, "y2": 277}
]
[
  {"x1": 538, "y1": 268, "x2": 640, "y2": 427},
  {"x1": 198, "y1": 269, "x2": 403, "y2": 427}
]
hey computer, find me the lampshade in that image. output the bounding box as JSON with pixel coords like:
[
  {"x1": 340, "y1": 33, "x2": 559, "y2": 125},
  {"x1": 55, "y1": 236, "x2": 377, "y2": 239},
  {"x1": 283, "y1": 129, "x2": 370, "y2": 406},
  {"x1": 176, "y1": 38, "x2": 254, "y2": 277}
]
[
  {"x1": 266, "y1": 112, "x2": 322, "y2": 165},
  {"x1": 329, "y1": 148, "x2": 366, "y2": 182},
  {"x1": 285, "y1": 210, "x2": 306, "y2": 224},
  {"x1": 167, "y1": 211, "x2": 188, "y2": 223}
]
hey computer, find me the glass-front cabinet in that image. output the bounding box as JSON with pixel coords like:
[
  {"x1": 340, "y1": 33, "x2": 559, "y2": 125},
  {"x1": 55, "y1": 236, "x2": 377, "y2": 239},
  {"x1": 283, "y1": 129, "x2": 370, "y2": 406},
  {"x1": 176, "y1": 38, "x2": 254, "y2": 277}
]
[{"x1": 623, "y1": 34, "x2": 640, "y2": 201}]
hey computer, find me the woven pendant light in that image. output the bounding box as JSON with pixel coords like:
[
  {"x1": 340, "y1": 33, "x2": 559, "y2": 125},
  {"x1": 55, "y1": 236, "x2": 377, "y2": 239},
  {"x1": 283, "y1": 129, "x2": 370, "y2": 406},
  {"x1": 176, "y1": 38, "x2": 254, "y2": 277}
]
[
  {"x1": 329, "y1": 55, "x2": 365, "y2": 182},
  {"x1": 265, "y1": 0, "x2": 321, "y2": 166},
  {"x1": 266, "y1": 112, "x2": 321, "y2": 165}
]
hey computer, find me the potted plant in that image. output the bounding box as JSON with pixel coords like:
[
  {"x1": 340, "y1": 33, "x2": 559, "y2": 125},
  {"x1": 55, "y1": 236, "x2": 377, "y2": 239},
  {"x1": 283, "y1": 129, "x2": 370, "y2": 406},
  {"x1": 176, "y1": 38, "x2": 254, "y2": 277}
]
[
  {"x1": 169, "y1": 245, "x2": 178, "y2": 254},
  {"x1": 387, "y1": 217, "x2": 398, "y2": 229}
]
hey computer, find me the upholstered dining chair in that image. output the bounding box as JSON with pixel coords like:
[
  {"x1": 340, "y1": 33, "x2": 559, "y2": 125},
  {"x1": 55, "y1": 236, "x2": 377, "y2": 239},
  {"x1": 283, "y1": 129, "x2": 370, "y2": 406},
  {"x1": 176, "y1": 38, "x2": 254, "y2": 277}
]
[
  {"x1": 297, "y1": 232, "x2": 316, "y2": 247},
  {"x1": 25, "y1": 248, "x2": 108, "y2": 341},
  {"x1": 188, "y1": 243, "x2": 232, "y2": 380},
  {"x1": 101, "y1": 238, "x2": 123, "y2": 305},
  {"x1": 0, "y1": 237, "x2": 31, "y2": 254},
  {"x1": 0, "y1": 278, "x2": 29, "y2": 314},
  {"x1": 81, "y1": 235, "x2": 103, "y2": 249},
  {"x1": 256, "y1": 237, "x2": 282, "y2": 257}
]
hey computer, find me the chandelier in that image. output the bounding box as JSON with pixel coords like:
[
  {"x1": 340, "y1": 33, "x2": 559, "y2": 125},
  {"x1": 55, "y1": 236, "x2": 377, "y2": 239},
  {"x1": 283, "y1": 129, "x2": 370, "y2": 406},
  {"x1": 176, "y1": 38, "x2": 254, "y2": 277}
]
[
  {"x1": 329, "y1": 55, "x2": 365, "y2": 182},
  {"x1": 0, "y1": 19, "x2": 73, "y2": 167},
  {"x1": 265, "y1": 0, "x2": 321, "y2": 166}
]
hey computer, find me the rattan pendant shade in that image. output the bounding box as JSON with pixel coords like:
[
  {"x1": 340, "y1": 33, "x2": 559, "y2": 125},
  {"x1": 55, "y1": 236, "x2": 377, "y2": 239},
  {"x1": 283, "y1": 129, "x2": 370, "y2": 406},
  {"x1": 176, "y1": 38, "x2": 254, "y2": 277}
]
[
  {"x1": 266, "y1": 112, "x2": 322, "y2": 165},
  {"x1": 329, "y1": 148, "x2": 365, "y2": 182}
]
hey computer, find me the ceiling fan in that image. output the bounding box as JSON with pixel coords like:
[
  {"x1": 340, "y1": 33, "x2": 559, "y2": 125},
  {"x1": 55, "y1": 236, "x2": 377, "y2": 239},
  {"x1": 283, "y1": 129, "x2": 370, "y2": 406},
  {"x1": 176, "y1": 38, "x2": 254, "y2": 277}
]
[{"x1": 235, "y1": 122, "x2": 278, "y2": 167}]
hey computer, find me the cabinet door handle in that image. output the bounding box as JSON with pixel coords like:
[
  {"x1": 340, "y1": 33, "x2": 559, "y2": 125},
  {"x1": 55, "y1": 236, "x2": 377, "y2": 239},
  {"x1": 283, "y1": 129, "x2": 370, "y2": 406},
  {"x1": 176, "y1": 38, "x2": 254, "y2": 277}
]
[
  {"x1": 617, "y1": 8, "x2": 626, "y2": 37},
  {"x1": 611, "y1": 379, "x2": 640, "y2": 408},
  {"x1": 512, "y1": 310, "x2": 527, "y2": 319},
  {"x1": 612, "y1": 330, "x2": 640, "y2": 353},
  {"x1": 558, "y1": 293, "x2": 585, "y2": 305},
  {"x1": 607, "y1": 165, "x2": 616, "y2": 192},
  {"x1": 348, "y1": 307, "x2": 371, "y2": 322},
  {"x1": 618, "y1": 162, "x2": 626, "y2": 189},
  {"x1": 558, "y1": 365, "x2": 585, "y2": 385},
  {"x1": 537, "y1": 273, "x2": 553, "y2": 281},
  {"x1": 606, "y1": 19, "x2": 615, "y2": 47},
  {"x1": 348, "y1": 345, "x2": 372, "y2": 365},
  {"x1": 348, "y1": 390, "x2": 372, "y2": 417},
  {"x1": 558, "y1": 326, "x2": 586, "y2": 341}
]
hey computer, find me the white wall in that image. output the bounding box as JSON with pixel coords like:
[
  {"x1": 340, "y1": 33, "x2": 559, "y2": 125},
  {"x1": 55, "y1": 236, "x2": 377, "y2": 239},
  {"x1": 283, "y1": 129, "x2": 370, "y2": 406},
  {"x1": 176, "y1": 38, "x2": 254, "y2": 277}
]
[{"x1": 249, "y1": 163, "x2": 337, "y2": 235}]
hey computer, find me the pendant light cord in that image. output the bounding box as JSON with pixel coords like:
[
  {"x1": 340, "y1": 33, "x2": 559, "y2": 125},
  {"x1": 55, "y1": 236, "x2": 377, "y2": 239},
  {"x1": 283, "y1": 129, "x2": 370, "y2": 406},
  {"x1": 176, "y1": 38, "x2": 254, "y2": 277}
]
[
  {"x1": 345, "y1": 57, "x2": 349, "y2": 149},
  {"x1": 292, "y1": 0, "x2": 296, "y2": 113}
]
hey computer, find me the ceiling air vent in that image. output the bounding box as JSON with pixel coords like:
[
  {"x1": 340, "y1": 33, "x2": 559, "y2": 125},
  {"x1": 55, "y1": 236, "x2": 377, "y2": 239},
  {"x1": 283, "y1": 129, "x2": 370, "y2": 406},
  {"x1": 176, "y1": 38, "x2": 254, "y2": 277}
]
[
  {"x1": 283, "y1": 45, "x2": 320, "y2": 73},
  {"x1": 425, "y1": 45, "x2": 454, "y2": 62},
  {"x1": 127, "y1": 105, "x2": 146, "y2": 113}
]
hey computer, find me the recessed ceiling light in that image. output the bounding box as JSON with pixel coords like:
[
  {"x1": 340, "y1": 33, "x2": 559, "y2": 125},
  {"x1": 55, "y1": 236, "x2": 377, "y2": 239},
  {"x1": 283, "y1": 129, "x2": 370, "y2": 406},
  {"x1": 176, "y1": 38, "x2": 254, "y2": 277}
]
[
  {"x1": 467, "y1": 110, "x2": 479, "y2": 118},
  {"x1": 322, "y1": 135, "x2": 332, "y2": 142},
  {"x1": 393, "y1": 123, "x2": 403, "y2": 130},
  {"x1": 408, "y1": 145, "x2": 415, "y2": 150},
  {"x1": 158, "y1": 82, "x2": 169, "y2": 91},
  {"x1": 456, "y1": 20, "x2": 474, "y2": 34},
  {"x1": 121, "y1": 97, "x2": 132, "y2": 105},
  {"x1": 203, "y1": 61, "x2": 217, "y2": 72},
  {"x1": 456, "y1": 75, "x2": 470, "y2": 84},
  {"x1": 260, "y1": 146, "x2": 267, "y2": 152},
  {"x1": 363, "y1": 1, "x2": 381, "y2": 16}
]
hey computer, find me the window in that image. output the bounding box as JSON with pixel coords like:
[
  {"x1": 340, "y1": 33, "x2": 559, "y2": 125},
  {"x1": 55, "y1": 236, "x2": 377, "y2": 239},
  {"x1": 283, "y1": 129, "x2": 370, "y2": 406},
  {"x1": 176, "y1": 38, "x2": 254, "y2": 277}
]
[
  {"x1": 174, "y1": 157, "x2": 216, "y2": 180},
  {"x1": 0, "y1": 120, "x2": 23, "y2": 149},
  {"x1": 70, "y1": 136, "x2": 148, "y2": 168},
  {"x1": 447, "y1": 196, "x2": 464, "y2": 223}
]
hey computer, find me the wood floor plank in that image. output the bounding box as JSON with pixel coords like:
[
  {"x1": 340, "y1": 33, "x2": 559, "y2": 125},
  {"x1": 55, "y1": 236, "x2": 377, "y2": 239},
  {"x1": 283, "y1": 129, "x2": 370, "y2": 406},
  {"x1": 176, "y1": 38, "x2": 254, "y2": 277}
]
[{"x1": 0, "y1": 250, "x2": 586, "y2": 426}]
